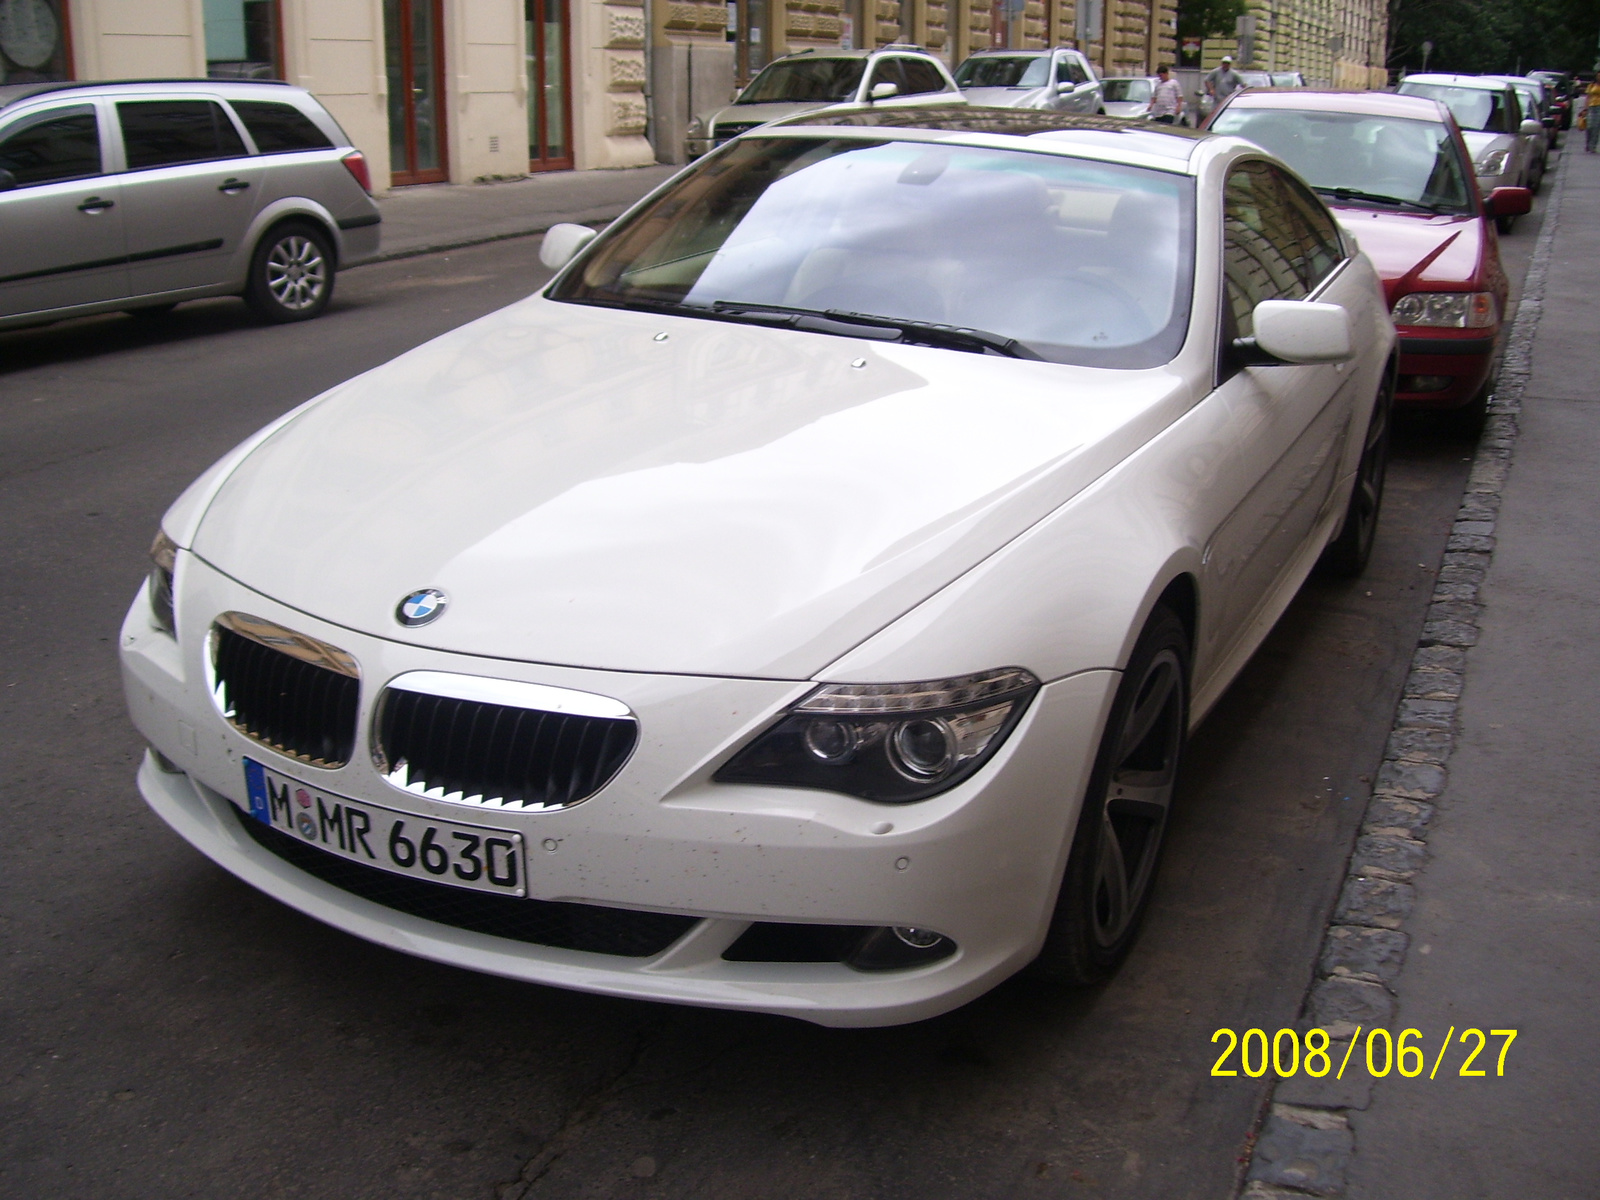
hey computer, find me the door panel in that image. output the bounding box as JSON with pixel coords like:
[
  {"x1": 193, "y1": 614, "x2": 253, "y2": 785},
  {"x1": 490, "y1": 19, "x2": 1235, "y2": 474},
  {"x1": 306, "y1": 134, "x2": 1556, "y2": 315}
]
[
  {"x1": 0, "y1": 103, "x2": 127, "y2": 318},
  {"x1": 115, "y1": 99, "x2": 263, "y2": 294}
]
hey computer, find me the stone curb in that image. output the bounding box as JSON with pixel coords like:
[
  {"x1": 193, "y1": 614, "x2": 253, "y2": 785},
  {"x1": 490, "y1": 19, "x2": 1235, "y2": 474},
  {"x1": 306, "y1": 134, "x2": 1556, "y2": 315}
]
[{"x1": 1235, "y1": 151, "x2": 1568, "y2": 1198}]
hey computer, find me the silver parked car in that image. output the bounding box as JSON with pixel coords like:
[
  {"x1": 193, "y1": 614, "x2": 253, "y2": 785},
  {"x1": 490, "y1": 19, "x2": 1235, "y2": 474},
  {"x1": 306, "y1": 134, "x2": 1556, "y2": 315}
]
[
  {"x1": 1101, "y1": 76, "x2": 1157, "y2": 119},
  {"x1": 1397, "y1": 74, "x2": 1541, "y2": 231},
  {"x1": 684, "y1": 48, "x2": 964, "y2": 160},
  {"x1": 0, "y1": 79, "x2": 380, "y2": 330},
  {"x1": 952, "y1": 48, "x2": 1103, "y2": 113}
]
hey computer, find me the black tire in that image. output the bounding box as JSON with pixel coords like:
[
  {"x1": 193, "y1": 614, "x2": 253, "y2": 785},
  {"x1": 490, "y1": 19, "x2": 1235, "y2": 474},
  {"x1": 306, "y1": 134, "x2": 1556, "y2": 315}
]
[
  {"x1": 1030, "y1": 605, "x2": 1189, "y2": 986},
  {"x1": 1445, "y1": 379, "x2": 1492, "y2": 439},
  {"x1": 245, "y1": 221, "x2": 335, "y2": 323},
  {"x1": 1319, "y1": 370, "x2": 1393, "y2": 577}
]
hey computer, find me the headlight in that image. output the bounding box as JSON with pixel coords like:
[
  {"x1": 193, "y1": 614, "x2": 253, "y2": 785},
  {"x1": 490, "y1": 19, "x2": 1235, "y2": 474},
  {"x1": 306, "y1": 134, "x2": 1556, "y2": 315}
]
[
  {"x1": 148, "y1": 529, "x2": 178, "y2": 635},
  {"x1": 1476, "y1": 148, "x2": 1510, "y2": 176},
  {"x1": 1391, "y1": 291, "x2": 1499, "y2": 329},
  {"x1": 687, "y1": 116, "x2": 706, "y2": 137},
  {"x1": 714, "y1": 668, "x2": 1040, "y2": 803}
]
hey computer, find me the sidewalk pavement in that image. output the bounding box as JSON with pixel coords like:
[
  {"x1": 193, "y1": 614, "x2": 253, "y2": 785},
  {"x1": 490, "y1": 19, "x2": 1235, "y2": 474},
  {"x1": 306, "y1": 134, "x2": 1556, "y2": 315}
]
[
  {"x1": 363, "y1": 164, "x2": 680, "y2": 263},
  {"x1": 1245, "y1": 148, "x2": 1600, "y2": 1197}
]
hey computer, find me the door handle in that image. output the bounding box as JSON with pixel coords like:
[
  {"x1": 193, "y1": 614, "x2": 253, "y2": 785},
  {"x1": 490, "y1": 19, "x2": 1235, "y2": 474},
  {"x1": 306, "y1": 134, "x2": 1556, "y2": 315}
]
[
  {"x1": 77, "y1": 196, "x2": 114, "y2": 213},
  {"x1": 218, "y1": 178, "x2": 250, "y2": 194}
]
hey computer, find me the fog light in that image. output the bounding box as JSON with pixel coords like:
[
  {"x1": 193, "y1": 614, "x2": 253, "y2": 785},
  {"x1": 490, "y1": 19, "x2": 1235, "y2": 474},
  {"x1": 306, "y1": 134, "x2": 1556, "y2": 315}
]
[
  {"x1": 1400, "y1": 374, "x2": 1455, "y2": 393},
  {"x1": 848, "y1": 925, "x2": 958, "y2": 971},
  {"x1": 893, "y1": 926, "x2": 944, "y2": 948}
]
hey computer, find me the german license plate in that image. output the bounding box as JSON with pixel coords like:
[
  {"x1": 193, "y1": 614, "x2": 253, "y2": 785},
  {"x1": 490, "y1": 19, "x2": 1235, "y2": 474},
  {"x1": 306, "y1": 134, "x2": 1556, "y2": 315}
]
[{"x1": 243, "y1": 758, "x2": 526, "y2": 897}]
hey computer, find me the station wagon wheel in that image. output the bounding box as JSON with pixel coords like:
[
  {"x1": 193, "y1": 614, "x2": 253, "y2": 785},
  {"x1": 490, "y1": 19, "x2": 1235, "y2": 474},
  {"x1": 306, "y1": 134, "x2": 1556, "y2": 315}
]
[
  {"x1": 1319, "y1": 370, "x2": 1393, "y2": 577},
  {"x1": 1031, "y1": 605, "x2": 1189, "y2": 986},
  {"x1": 246, "y1": 222, "x2": 335, "y2": 323}
]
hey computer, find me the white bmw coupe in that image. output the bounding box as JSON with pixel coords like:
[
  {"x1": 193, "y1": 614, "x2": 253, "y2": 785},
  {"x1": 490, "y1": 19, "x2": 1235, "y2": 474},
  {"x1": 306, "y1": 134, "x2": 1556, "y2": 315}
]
[{"x1": 121, "y1": 109, "x2": 1395, "y2": 1027}]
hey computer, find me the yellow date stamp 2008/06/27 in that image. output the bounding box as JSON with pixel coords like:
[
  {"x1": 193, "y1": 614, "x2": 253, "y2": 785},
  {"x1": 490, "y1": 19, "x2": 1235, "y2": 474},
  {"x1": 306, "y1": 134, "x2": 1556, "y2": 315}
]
[{"x1": 1210, "y1": 1027, "x2": 1518, "y2": 1079}]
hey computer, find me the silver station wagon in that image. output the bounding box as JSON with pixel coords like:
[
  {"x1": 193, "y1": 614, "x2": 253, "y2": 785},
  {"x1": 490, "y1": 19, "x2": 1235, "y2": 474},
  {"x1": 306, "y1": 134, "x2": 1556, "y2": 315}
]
[{"x1": 0, "y1": 79, "x2": 380, "y2": 329}]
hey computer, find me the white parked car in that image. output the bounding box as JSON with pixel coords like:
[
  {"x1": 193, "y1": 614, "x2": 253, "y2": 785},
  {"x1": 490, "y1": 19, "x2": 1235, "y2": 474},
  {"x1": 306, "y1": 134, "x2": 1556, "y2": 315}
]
[
  {"x1": 953, "y1": 48, "x2": 1104, "y2": 113},
  {"x1": 122, "y1": 108, "x2": 1396, "y2": 1028},
  {"x1": 1397, "y1": 74, "x2": 1541, "y2": 231}
]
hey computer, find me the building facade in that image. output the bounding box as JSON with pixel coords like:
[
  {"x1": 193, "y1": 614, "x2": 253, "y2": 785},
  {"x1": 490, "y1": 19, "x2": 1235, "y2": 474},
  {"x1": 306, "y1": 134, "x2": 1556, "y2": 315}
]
[{"x1": 5, "y1": 0, "x2": 1384, "y2": 191}]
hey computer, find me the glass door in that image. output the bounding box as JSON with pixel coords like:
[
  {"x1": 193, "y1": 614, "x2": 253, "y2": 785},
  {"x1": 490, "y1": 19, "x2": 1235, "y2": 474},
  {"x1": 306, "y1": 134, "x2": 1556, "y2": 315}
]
[
  {"x1": 385, "y1": 0, "x2": 448, "y2": 186},
  {"x1": 526, "y1": 0, "x2": 572, "y2": 171}
]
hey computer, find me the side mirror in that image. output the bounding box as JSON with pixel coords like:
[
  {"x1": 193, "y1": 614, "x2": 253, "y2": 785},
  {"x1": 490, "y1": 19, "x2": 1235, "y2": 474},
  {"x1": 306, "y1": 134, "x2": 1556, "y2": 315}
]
[
  {"x1": 1520, "y1": 119, "x2": 1544, "y2": 137},
  {"x1": 539, "y1": 222, "x2": 598, "y2": 271},
  {"x1": 869, "y1": 81, "x2": 899, "y2": 101},
  {"x1": 0, "y1": 168, "x2": 16, "y2": 192},
  {"x1": 1247, "y1": 300, "x2": 1353, "y2": 365},
  {"x1": 1056, "y1": 81, "x2": 1074, "y2": 94},
  {"x1": 1485, "y1": 186, "x2": 1532, "y2": 218}
]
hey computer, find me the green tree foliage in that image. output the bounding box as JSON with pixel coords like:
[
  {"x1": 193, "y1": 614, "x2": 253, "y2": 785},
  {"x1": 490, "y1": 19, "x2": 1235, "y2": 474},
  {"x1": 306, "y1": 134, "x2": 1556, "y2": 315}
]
[
  {"x1": 1177, "y1": 0, "x2": 1249, "y2": 40},
  {"x1": 1390, "y1": 0, "x2": 1600, "y2": 75}
]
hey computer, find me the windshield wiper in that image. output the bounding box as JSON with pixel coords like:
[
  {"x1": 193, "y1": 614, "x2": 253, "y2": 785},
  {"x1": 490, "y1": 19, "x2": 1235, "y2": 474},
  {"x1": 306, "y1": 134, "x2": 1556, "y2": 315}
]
[
  {"x1": 1314, "y1": 186, "x2": 1443, "y2": 214},
  {"x1": 710, "y1": 301, "x2": 1043, "y2": 359}
]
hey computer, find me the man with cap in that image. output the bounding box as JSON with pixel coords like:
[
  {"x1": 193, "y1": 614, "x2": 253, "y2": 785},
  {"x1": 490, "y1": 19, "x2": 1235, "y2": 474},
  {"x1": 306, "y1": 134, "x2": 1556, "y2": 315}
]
[{"x1": 1204, "y1": 54, "x2": 1244, "y2": 112}]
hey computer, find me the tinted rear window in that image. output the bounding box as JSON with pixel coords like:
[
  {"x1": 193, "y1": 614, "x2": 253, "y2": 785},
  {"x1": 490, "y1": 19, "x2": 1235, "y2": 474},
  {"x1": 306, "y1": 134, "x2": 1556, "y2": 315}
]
[
  {"x1": 119, "y1": 100, "x2": 248, "y2": 169},
  {"x1": 231, "y1": 100, "x2": 336, "y2": 153}
]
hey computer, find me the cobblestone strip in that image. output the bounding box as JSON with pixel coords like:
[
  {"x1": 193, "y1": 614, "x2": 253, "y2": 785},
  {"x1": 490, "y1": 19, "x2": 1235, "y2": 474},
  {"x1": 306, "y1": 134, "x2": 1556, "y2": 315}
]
[{"x1": 1236, "y1": 157, "x2": 1567, "y2": 1200}]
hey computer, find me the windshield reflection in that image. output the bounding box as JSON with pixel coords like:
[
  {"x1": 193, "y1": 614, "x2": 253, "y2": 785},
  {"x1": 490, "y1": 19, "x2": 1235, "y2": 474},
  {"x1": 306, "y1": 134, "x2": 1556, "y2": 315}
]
[{"x1": 551, "y1": 136, "x2": 1194, "y2": 369}]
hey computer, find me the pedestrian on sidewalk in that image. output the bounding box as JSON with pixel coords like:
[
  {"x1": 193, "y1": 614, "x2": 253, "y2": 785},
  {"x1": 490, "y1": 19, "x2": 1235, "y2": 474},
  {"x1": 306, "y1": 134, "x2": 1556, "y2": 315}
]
[
  {"x1": 1584, "y1": 73, "x2": 1600, "y2": 153},
  {"x1": 1150, "y1": 65, "x2": 1184, "y2": 125}
]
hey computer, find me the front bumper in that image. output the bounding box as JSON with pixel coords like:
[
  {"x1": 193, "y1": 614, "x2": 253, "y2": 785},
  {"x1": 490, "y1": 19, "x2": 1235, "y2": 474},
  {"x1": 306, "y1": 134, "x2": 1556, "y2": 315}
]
[
  {"x1": 1395, "y1": 329, "x2": 1498, "y2": 409},
  {"x1": 120, "y1": 555, "x2": 1117, "y2": 1026}
]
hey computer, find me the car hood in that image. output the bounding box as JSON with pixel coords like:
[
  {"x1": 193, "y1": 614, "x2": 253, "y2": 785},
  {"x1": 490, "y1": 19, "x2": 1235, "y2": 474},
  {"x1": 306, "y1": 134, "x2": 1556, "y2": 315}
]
[
  {"x1": 1460, "y1": 129, "x2": 1514, "y2": 163},
  {"x1": 192, "y1": 298, "x2": 1183, "y2": 680},
  {"x1": 960, "y1": 86, "x2": 1049, "y2": 109},
  {"x1": 707, "y1": 101, "x2": 827, "y2": 132},
  {"x1": 1328, "y1": 207, "x2": 1488, "y2": 302}
]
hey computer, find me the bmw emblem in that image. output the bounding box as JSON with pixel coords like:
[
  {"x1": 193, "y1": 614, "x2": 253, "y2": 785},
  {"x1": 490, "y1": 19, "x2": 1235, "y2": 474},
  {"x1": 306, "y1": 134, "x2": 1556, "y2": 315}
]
[{"x1": 397, "y1": 588, "x2": 448, "y2": 627}]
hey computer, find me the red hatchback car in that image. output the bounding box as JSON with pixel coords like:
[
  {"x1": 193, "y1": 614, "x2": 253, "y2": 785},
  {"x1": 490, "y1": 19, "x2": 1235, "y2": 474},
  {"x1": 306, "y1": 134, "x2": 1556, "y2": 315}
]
[{"x1": 1208, "y1": 90, "x2": 1531, "y2": 425}]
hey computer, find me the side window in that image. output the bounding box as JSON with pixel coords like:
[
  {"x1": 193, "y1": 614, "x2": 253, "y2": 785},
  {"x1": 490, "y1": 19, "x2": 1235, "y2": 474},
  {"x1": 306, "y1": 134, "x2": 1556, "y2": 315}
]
[
  {"x1": 1277, "y1": 171, "x2": 1344, "y2": 290},
  {"x1": 867, "y1": 57, "x2": 908, "y2": 96},
  {"x1": 1067, "y1": 57, "x2": 1090, "y2": 85},
  {"x1": 0, "y1": 106, "x2": 101, "y2": 187},
  {"x1": 118, "y1": 100, "x2": 248, "y2": 171},
  {"x1": 900, "y1": 59, "x2": 947, "y2": 96},
  {"x1": 1222, "y1": 160, "x2": 1307, "y2": 339},
  {"x1": 229, "y1": 101, "x2": 336, "y2": 154}
]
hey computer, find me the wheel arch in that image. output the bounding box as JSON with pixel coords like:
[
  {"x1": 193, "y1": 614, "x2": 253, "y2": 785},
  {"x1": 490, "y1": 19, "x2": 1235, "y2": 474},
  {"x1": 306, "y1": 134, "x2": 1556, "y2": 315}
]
[{"x1": 233, "y1": 199, "x2": 344, "y2": 287}]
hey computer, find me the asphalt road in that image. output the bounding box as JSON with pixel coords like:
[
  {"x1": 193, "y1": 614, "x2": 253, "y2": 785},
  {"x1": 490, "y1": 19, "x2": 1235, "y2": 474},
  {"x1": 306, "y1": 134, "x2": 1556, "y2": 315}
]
[{"x1": 0, "y1": 179, "x2": 1548, "y2": 1200}]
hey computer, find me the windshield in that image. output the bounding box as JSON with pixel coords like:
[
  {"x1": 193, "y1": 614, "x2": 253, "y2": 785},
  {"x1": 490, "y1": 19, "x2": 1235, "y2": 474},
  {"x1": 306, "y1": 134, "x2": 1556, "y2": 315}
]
[
  {"x1": 551, "y1": 136, "x2": 1194, "y2": 368},
  {"x1": 1270, "y1": 73, "x2": 1302, "y2": 87},
  {"x1": 953, "y1": 56, "x2": 1050, "y2": 88},
  {"x1": 1396, "y1": 82, "x2": 1512, "y2": 132},
  {"x1": 1210, "y1": 108, "x2": 1474, "y2": 214},
  {"x1": 1103, "y1": 79, "x2": 1153, "y2": 103},
  {"x1": 738, "y1": 58, "x2": 866, "y2": 104},
  {"x1": 1239, "y1": 72, "x2": 1272, "y2": 87}
]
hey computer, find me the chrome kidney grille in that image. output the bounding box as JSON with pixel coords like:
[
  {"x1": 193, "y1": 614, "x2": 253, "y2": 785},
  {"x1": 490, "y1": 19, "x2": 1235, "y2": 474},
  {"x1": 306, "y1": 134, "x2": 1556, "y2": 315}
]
[
  {"x1": 373, "y1": 673, "x2": 638, "y2": 811},
  {"x1": 209, "y1": 613, "x2": 360, "y2": 768}
]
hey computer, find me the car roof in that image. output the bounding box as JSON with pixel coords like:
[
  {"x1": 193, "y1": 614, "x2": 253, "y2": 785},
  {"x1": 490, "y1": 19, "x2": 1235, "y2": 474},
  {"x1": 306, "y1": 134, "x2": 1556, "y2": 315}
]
[
  {"x1": 1399, "y1": 73, "x2": 1513, "y2": 93},
  {"x1": 963, "y1": 47, "x2": 1077, "y2": 57},
  {"x1": 0, "y1": 77, "x2": 296, "y2": 112},
  {"x1": 1221, "y1": 89, "x2": 1452, "y2": 122},
  {"x1": 766, "y1": 46, "x2": 940, "y2": 62},
  {"x1": 771, "y1": 107, "x2": 1210, "y2": 168}
]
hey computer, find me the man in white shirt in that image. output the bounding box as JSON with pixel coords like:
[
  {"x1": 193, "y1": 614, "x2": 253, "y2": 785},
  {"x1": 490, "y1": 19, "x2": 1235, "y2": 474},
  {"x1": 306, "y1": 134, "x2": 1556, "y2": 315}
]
[{"x1": 1150, "y1": 65, "x2": 1184, "y2": 124}]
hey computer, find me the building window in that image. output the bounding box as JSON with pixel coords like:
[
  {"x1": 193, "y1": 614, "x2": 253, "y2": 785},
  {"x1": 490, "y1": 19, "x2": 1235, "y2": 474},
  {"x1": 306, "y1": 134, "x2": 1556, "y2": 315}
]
[
  {"x1": 0, "y1": 0, "x2": 73, "y2": 83},
  {"x1": 203, "y1": 0, "x2": 283, "y2": 79}
]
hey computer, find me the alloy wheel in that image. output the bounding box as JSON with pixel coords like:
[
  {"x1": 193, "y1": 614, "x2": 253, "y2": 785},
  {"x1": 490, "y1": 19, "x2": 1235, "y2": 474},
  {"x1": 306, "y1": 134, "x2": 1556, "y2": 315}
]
[
  {"x1": 1090, "y1": 645, "x2": 1184, "y2": 948},
  {"x1": 265, "y1": 235, "x2": 328, "y2": 312}
]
